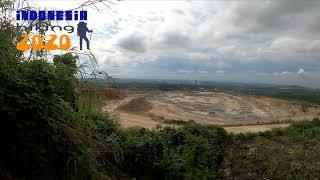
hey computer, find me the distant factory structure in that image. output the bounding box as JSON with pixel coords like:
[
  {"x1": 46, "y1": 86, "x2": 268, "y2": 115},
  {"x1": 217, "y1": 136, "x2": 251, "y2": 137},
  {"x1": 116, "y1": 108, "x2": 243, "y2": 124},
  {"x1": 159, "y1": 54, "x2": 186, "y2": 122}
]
[{"x1": 193, "y1": 80, "x2": 200, "y2": 86}]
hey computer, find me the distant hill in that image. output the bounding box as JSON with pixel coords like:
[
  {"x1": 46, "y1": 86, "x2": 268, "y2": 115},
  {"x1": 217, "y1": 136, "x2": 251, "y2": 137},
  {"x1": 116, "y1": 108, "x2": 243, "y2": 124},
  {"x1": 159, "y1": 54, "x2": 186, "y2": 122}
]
[{"x1": 83, "y1": 78, "x2": 320, "y2": 104}]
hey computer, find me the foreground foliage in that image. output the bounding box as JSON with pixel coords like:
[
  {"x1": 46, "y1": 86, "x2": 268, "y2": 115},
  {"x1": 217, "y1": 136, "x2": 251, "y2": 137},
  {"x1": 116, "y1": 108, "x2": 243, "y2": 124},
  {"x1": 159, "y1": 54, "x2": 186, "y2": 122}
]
[
  {"x1": 1, "y1": 44, "x2": 320, "y2": 179},
  {"x1": 225, "y1": 118, "x2": 320, "y2": 179},
  {"x1": 1, "y1": 2, "x2": 320, "y2": 179}
]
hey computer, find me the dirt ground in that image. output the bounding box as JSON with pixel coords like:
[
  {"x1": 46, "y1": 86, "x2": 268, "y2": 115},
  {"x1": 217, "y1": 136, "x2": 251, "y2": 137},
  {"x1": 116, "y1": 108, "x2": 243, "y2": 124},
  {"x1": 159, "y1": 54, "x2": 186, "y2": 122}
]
[
  {"x1": 223, "y1": 124, "x2": 291, "y2": 133},
  {"x1": 104, "y1": 89, "x2": 320, "y2": 133}
]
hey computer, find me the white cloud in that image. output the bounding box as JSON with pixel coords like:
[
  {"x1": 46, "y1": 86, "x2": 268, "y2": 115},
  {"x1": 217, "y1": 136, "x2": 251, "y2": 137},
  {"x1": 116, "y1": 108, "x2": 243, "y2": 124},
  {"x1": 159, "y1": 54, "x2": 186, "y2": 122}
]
[
  {"x1": 280, "y1": 71, "x2": 291, "y2": 76},
  {"x1": 271, "y1": 37, "x2": 320, "y2": 54},
  {"x1": 198, "y1": 70, "x2": 208, "y2": 74},
  {"x1": 218, "y1": 46, "x2": 236, "y2": 54},
  {"x1": 273, "y1": 71, "x2": 293, "y2": 77},
  {"x1": 297, "y1": 68, "x2": 307, "y2": 79},
  {"x1": 216, "y1": 70, "x2": 225, "y2": 74},
  {"x1": 178, "y1": 69, "x2": 194, "y2": 73},
  {"x1": 297, "y1": 68, "x2": 305, "y2": 75},
  {"x1": 188, "y1": 52, "x2": 212, "y2": 61},
  {"x1": 117, "y1": 33, "x2": 147, "y2": 53},
  {"x1": 25, "y1": 0, "x2": 320, "y2": 88}
]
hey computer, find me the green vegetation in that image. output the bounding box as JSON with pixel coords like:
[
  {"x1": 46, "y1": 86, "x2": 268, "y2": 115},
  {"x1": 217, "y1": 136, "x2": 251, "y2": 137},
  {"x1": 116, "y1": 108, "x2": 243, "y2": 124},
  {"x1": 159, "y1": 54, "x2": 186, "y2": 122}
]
[
  {"x1": 2, "y1": 1, "x2": 320, "y2": 179},
  {"x1": 0, "y1": 58, "x2": 120, "y2": 179},
  {"x1": 1, "y1": 5, "x2": 120, "y2": 178},
  {"x1": 225, "y1": 119, "x2": 320, "y2": 179},
  {"x1": 115, "y1": 124, "x2": 227, "y2": 179}
]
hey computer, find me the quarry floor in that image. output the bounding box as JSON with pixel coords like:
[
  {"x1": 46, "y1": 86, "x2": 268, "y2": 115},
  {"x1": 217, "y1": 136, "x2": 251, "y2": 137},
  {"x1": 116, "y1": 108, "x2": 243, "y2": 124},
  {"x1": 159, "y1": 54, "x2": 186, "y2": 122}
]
[{"x1": 103, "y1": 89, "x2": 320, "y2": 133}]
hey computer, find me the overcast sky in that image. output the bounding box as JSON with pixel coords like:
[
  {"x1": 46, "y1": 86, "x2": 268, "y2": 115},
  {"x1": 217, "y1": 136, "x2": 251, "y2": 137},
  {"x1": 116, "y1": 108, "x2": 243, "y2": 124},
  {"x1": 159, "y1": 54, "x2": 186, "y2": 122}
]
[{"x1": 27, "y1": 0, "x2": 320, "y2": 88}]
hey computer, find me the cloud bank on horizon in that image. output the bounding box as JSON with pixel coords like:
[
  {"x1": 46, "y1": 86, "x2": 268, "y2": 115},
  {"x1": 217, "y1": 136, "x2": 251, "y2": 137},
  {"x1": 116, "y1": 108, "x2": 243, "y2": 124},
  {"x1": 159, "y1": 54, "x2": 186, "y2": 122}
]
[{"x1": 31, "y1": 0, "x2": 320, "y2": 88}]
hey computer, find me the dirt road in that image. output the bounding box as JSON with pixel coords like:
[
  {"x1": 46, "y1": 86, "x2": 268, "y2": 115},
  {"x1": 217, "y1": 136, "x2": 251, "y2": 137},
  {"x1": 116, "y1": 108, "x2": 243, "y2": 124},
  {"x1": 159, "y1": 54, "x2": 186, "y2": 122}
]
[{"x1": 223, "y1": 124, "x2": 290, "y2": 133}]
